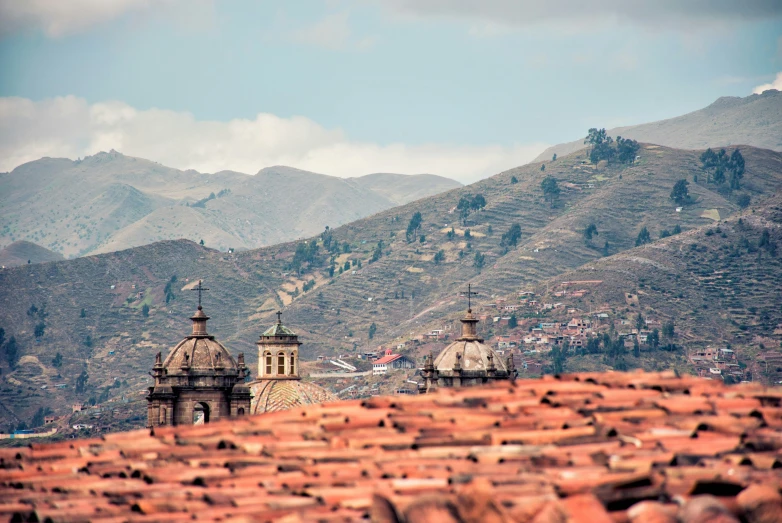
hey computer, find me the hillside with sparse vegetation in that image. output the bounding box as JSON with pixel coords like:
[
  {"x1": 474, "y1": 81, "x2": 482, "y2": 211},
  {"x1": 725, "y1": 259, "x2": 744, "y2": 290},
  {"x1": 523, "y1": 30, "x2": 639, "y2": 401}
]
[{"x1": 0, "y1": 141, "x2": 780, "y2": 432}]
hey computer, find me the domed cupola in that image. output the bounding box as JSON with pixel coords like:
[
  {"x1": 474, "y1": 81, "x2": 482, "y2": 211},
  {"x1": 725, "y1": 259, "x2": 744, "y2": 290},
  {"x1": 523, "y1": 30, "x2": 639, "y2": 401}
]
[
  {"x1": 420, "y1": 286, "x2": 516, "y2": 393},
  {"x1": 146, "y1": 281, "x2": 251, "y2": 427}
]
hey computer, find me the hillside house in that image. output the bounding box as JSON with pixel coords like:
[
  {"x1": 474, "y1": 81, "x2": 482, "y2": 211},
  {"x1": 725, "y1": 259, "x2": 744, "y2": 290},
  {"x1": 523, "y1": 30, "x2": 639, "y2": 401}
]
[{"x1": 372, "y1": 350, "x2": 416, "y2": 375}]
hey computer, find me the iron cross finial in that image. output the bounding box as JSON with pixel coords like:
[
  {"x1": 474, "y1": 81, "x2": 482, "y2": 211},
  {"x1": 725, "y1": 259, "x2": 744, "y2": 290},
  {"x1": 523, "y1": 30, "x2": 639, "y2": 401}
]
[
  {"x1": 276, "y1": 310, "x2": 283, "y2": 323},
  {"x1": 191, "y1": 280, "x2": 209, "y2": 309},
  {"x1": 461, "y1": 283, "x2": 478, "y2": 311}
]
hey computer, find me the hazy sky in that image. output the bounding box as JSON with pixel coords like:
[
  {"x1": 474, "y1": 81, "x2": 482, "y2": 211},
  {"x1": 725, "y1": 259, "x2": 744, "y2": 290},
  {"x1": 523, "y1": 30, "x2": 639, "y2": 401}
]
[{"x1": 0, "y1": 0, "x2": 780, "y2": 182}]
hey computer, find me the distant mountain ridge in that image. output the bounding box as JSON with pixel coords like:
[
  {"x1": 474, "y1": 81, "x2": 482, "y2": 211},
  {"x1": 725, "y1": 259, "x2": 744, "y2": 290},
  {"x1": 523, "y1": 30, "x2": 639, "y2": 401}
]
[
  {"x1": 0, "y1": 152, "x2": 461, "y2": 258},
  {"x1": 0, "y1": 241, "x2": 63, "y2": 267},
  {"x1": 534, "y1": 89, "x2": 782, "y2": 162}
]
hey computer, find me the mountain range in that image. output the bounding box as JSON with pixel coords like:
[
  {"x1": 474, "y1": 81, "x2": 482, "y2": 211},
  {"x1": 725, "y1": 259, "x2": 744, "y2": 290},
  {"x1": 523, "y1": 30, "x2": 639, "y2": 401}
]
[
  {"x1": 0, "y1": 152, "x2": 461, "y2": 258},
  {"x1": 534, "y1": 89, "x2": 782, "y2": 162},
  {"x1": 1, "y1": 140, "x2": 780, "y2": 427}
]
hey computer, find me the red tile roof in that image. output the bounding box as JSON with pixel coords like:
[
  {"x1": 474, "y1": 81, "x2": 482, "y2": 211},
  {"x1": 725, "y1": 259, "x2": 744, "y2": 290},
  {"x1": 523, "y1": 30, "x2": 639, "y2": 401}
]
[
  {"x1": 2, "y1": 370, "x2": 782, "y2": 522},
  {"x1": 374, "y1": 353, "x2": 403, "y2": 365}
]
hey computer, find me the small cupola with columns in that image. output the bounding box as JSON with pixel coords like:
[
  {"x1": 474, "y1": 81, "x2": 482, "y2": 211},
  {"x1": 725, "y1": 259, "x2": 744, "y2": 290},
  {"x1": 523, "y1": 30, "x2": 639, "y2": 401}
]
[{"x1": 257, "y1": 311, "x2": 301, "y2": 379}]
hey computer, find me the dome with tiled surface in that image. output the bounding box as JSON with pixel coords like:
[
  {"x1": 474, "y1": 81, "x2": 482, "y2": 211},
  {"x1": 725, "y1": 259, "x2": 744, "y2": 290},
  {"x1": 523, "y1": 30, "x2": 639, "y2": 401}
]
[
  {"x1": 249, "y1": 379, "x2": 337, "y2": 414},
  {"x1": 162, "y1": 336, "x2": 237, "y2": 372}
]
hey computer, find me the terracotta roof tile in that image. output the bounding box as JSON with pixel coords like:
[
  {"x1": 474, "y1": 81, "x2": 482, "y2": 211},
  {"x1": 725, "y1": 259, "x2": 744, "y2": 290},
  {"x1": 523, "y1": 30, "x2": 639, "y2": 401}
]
[{"x1": 2, "y1": 371, "x2": 781, "y2": 522}]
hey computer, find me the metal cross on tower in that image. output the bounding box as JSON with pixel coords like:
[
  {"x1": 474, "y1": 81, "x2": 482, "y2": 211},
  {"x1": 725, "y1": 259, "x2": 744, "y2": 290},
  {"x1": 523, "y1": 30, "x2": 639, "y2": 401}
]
[
  {"x1": 460, "y1": 283, "x2": 479, "y2": 310},
  {"x1": 191, "y1": 280, "x2": 209, "y2": 308},
  {"x1": 276, "y1": 310, "x2": 283, "y2": 323}
]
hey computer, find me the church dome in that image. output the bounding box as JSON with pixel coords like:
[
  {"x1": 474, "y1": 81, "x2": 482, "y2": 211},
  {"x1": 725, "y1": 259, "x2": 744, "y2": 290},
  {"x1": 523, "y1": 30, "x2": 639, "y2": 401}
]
[
  {"x1": 433, "y1": 308, "x2": 507, "y2": 373},
  {"x1": 434, "y1": 339, "x2": 507, "y2": 373},
  {"x1": 249, "y1": 379, "x2": 337, "y2": 414},
  {"x1": 162, "y1": 306, "x2": 238, "y2": 373}
]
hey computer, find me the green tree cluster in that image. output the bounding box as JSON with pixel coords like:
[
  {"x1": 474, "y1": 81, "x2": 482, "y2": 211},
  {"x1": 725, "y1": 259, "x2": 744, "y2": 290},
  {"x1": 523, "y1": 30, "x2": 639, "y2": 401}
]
[
  {"x1": 584, "y1": 128, "x2": 639, "y2": 165},
  {"x1": 406, "y1": 212, "x2": 423, "y2": 241},
  {"x1": 635, "y1": 227, "x2": 652, "y2": 247},
  {"x1": 433, "y1": 250, "x2": 445, "y2": 264},
  {"x1": 583, "y1": 223, "x2": 598, "y2": 244},
  {"x1": 368, "y1": 323, "x2": 377, "y2": 340},
  {"x1": 670, "y1": 179, "x2": 691, "y2": 205},
  {"x1": 699, "y1": 148, "x2": 745, "y2": 189},
  {"x1": 457, "y1": 194, "x2": 486, "y2": 225},
  {"x1": 500, "y1": 224, "x2": 522, "y2": 249},
  {"x1": 473, "y1": 252, "x2": 485, "y2": 271}
]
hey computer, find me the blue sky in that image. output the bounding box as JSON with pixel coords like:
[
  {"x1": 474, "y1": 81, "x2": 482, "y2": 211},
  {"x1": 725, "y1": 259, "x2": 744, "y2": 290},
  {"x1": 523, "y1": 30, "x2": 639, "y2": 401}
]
[{"x1": 0, "y1": 0, "x2": 780, "y2": 182}]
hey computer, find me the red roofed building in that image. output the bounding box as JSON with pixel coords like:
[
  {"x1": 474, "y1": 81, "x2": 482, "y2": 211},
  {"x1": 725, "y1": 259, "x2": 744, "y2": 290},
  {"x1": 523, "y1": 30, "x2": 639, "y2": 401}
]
[{"x1": 372, "y1": 349, "x2": 416, "y2": 375}]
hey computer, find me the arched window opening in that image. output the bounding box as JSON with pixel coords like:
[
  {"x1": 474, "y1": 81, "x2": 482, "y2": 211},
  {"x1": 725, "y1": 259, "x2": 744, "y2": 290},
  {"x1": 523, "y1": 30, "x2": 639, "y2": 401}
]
[
  {"x1": 265, "y1": 353, "x2": 272, "y2": 375},
  {"x1": 237, "y1": 407, "x2": 245, "y2": 416},
  {"x1": 277, "y1": 352, "x2": 286, "y2": 375},
  {"x1": 193, "y1": 402, "x2": 209, "y2": 425},
  {"x1": 290, "y1": 353, "x2": 296, "y2": 376},
  {"x1": 159, "y1": 406, "x2": 167, "y2": 425}
]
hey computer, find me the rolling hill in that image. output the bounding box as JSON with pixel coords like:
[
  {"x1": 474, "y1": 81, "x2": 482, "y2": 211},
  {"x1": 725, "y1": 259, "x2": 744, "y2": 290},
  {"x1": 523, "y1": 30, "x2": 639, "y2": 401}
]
[
  {"x1": 0, "y1": 143, "x2": 780, "y2": 428},
  {"x1": 534, "y1": 89, "x2": 782, "y2": 162},
  {"x1": 0, "y1": 152, "x2": 462, "y2": 258},
  {"x1": 0, "y1": 241, "x2": 64, "y2": 267}
]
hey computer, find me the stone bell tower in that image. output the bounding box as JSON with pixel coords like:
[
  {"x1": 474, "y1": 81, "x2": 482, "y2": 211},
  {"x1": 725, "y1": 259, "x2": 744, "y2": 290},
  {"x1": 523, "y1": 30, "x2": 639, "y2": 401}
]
[{"x1": 257, "y1": 311, "x2": 302, "y2": 379}]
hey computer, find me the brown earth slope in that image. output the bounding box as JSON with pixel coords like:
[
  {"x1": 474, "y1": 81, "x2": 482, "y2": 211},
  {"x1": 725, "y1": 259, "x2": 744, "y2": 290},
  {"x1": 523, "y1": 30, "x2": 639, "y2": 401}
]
[{"x1": 0, "y1": 144, "x2": 780, "y2": 427}]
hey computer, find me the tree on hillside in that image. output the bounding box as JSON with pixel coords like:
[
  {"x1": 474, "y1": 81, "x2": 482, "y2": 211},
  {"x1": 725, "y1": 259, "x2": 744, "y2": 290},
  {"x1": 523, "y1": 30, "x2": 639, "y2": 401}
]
[
  {"x1": 0, "y1": 327, "x2": 4, "y2": 347},
  {"x1": 602, "y1": 241, "x2": 610, "y2": 256},
  {"x1": 457, "y1": 194, "x2": 486, "y2": 225},
  {"x1": 80, "y1": 308, "x2": 86, "y2": 318},
  {"x1": 500, "y1": 224, "x2": 522, "y2": 249},
  {"x1": 736, "y1": 193, "x2": 751, "y2": 209},
  {"x1": 670, "y1": 179, "x2": 691, "y2": 205},
  {"x1": 635, "y1": 227, "x2": 652, "y2": 247},
  {"x1": 141, "y1": 304, "x2": 150, "y2": 317},
  {"x1": 647, "y1": 329, "x2": 659, "y2": 350},
  {"x1": 583, "y1": 223, "x2": 598, "y2": 244},
  {"x1": 633, "y1": 337, "x2": 641, "y2": 358},
  {"x1": 510, "y1": 175, "x2": 518, "y2": 184},
  {"x1": 585, "y1": 128, "x2": 615, "y2": 164},
  {"x1": 433, "y1": 250, "x2": 445, "y2": 264},
  {"x1": 540, "y1": 164, "x2": 546, "y2": 171},
  {"x1": 199, "y1": 239, "x2": 204, "y2": 246},
  {"x1": 552, "y1": 153, "x2": 557, "y2": 161},
  {"x1": 5, "y1": 336, "x2": 18, "y2": 368},
  {"x1": 75, "y1": 370, "x2": 88, "y2": 394},
  {"x1": 406, "y1": 212, "x2": 422, "y2": 241},
  {"x1": 635, "y1": 313, "x2": 645, "y2": 332},
  {"x1": 368, "y1": 323, "x2": 377, "y2": 340},
  {"x1": 34, "y1": 322, "x2": 45, "y2": 338},
  {"x1": 446, "y1": 227, "x2": 455, "y2": 240},
  {"x1": 540, "y1": 176, "x2": 560, "y2": 207},
  {"x1": 52, "y1": 352, "x2": 62, "y2": 368},
  {"x1": 615, "y1": 137, "x2": 640, "y2": 164},
  {"x1": 662, "y1": 321, "x2": 675, "y2": 340},
  {"x1": 371, "y1": 241, "x2": 383, "y2": 263},
  {"x1": 473, "y1": 252, "x2": 485, "y2": 271},
  {"x1": 508, "y1": 314, "x2": 518, "y2": 329}
]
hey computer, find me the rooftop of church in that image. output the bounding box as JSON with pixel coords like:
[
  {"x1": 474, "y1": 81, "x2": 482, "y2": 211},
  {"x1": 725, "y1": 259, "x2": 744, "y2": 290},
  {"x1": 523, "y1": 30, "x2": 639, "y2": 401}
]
[{"x1": 3, "y1": 370, "x2": 782, "y2": 522}]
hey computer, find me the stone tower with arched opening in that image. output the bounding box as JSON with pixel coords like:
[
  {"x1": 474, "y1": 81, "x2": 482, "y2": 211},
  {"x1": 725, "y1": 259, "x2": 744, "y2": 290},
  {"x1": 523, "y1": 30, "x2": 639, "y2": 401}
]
[{"x1": 146, "y1": 298, "x2": 251, "y2": 428}]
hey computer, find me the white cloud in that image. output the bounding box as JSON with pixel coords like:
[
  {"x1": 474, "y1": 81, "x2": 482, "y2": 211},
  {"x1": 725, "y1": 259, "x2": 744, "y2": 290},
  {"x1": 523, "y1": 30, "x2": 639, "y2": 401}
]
[
  {"x1": 0, "y1": 0, "x2": 211, "y2": 37},
  {"x1": 378, "y1": 0, "x2": 782, "y2": 32},
  {"x1": 752, "y1": 72, "x2": 782, "y2": 94},
  {"x1": 0, "y1": 96, "x2": 546, "y2": 184}
]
